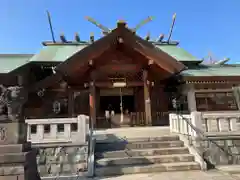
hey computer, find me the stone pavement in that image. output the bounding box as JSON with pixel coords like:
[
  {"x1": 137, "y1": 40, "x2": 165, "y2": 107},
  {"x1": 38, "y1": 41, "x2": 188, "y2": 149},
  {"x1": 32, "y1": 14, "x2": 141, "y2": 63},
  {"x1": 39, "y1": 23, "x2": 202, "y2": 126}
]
[
  {"x1": 97, "y1": 171, "x2": 239, "y2": 180},
  {"x1": 42, "y1": 170, "x2": 240, "y2": 180},
  {"x1": 94, "y1": 126, "x2": 171, "y2": 143}
]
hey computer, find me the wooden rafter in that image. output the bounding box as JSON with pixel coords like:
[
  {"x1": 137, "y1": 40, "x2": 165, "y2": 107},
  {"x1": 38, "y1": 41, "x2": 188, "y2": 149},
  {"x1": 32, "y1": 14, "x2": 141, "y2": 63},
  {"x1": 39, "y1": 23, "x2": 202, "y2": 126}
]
[
  {"x1": 56, "y1": 25, "x2": 185, "y2": 76},
  {"x1": 121, "y1": 28, "x2": 185, "y2": 73}
]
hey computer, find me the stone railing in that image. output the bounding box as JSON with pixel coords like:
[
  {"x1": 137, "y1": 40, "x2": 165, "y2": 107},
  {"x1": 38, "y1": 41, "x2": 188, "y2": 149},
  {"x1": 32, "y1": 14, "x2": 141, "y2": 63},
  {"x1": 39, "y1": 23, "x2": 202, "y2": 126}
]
[
  {"x1": 169, "y1": 111, "x2": 240, "y2": 166},
  {"x1": 169, "y1": 111, "x2": 240, "y2": 135},
  {"x1": 169, "y1": 112, "x2": 202, "y2": 137},
  {"x1": 202, "y1": 111, "x2": 240, "y2": 133},
  {"x1": 25, "y1": 115, "x2": 89, "y2": 144}
]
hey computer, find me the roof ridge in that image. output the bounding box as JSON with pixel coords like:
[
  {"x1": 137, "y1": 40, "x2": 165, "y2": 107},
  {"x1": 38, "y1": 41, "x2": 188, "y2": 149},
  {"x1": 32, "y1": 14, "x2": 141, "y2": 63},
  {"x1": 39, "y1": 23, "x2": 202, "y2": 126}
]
[{"x1": 0, "y1": 54, "x2": 34, "y2": 57}]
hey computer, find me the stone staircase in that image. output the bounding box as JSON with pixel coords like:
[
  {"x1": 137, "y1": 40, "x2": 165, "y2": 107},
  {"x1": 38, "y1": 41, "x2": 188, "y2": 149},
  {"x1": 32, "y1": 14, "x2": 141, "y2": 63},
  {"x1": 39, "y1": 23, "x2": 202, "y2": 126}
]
[{"x1": 94, "y1": 135, "x2": 201, "y2": 177}]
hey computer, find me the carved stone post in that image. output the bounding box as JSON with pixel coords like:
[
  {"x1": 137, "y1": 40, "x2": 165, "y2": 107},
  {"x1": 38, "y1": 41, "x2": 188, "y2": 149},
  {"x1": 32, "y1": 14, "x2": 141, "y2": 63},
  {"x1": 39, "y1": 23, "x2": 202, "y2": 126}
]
[{"x1": 0, "y1": 85, "x2": 40, "y2": 180}]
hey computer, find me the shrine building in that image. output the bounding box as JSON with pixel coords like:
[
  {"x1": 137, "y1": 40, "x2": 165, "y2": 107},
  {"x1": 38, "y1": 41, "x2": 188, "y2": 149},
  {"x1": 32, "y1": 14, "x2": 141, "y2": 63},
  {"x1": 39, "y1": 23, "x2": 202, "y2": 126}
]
[{"x1": 1, "y1": 20, "x2": 240, "y2": 129}]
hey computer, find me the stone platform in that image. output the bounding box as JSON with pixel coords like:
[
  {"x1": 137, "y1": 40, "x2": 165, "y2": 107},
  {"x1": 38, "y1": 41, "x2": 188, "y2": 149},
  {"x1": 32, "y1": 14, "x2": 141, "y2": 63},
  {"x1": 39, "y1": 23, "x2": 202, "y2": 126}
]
[
  {"x1": 0, "y1": 122, "x2": 40, "y2": 180},
  {"x1": 94, "y1": 126, "x2": 171, "y2": 143},
  {"x1": 41, "y1": 170, "x2": 239, "y2": 180}
]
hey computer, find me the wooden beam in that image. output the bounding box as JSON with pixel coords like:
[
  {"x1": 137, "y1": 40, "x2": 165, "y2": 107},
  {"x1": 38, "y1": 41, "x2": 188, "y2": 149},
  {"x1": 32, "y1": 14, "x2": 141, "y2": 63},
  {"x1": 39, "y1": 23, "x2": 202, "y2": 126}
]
[
  {"x1": 75, "y1": 32, "x2": 81, "y2": 42},
  {"x1": 85, "y1": 81, "x2": 143, "y2": 88},
  {"x1": 60, "y1": 33, "x2": 67, "y2": 43},
  {"x1": 117, "y1": 20, "x2": 127, "y2": 28},
  {"x1": 42, "y1": 41, "x2": 89, "y2": 46},
  {"x1": 97, "y1": 81, "x2": 143, "y2": 87},
  {"x1": 183, "y1": 76, "x2": 240, "y2": 82},
  {"x1": 194, "y1": 88, "x2": 233, "y2": 93},
  {"x1": 90, "y1": 32, "x2": 94, "y2": 43},
  {"x1": 95, "y1": 64, "x2": 142, "y2": 73},
  {"x1": 157, "y1": 34, "x2": 164, "y2": 42},
  {"x1": 145, "y1": 32, "x2": 150, "y2": 41}
]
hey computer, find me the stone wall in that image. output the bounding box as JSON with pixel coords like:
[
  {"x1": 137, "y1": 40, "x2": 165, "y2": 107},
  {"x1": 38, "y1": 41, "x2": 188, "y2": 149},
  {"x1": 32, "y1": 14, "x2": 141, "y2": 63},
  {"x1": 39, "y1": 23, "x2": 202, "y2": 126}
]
[
  {"x1": 194, "y1": 138, "x2": 240, "y2": 166},
  {"x1": 33, "y1": 143, "x2": 88, "y2": 177}
]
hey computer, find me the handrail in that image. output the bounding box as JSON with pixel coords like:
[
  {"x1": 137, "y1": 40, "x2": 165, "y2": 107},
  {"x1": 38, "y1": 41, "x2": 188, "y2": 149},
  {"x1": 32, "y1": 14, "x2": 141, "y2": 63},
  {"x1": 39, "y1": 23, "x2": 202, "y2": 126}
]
[{"x1": 176, "y1": 112, "x2": 240, "y2": 158}]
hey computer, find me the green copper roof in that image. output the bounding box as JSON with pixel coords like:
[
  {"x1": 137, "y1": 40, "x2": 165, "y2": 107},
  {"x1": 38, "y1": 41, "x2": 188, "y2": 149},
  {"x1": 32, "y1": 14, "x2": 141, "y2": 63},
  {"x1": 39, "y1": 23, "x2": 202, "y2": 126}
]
[
  {"x1": 156, "y1": 45, "x2": 200, "y2": 62},
  {"x1": 29, "y1": 44, "x2": 199, "y2": 63},
  {"x1": 29, "y1": 45, "x2": 87, "y2": 62},
  {"x1": 0, "y1": 54, "x2": 33, "y2": 73},
  {"x1": 181, "y1": 65, "x2": 240, "y2": 77},
  {"x1": 1, "y1": 44, "x2": 240, "y2": 77}
]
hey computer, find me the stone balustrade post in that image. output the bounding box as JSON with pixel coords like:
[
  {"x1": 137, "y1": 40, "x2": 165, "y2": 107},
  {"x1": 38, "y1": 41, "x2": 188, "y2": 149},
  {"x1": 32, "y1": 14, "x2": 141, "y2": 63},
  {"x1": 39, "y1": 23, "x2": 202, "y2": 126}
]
[
  {"x1": 230, "y1": 117, "x2": 238, "y2": 131},
  {"x1": 190, "y1": 111, "x2": 203, "y2": 138},
  {"x1": 180, "y1": 116, "x2": 189, "y2": 135},
  {"x1": 50, "y1": 124, "x2": 57, "y2": 139},
  {"x1": 37, "y1": 124, "x2": 44, "y2": 140},
  {"x1": 64, "y1": 124, "x2": 71, "y2": 139},
  {"x1": 27, "y1": 124, "x2": 31, "y2": 141},
  {"x1": 169, "y1": 113, "x2": 175, "y2": 133},
  {"x1": 77, "y1": 115, "x2": 87, "y2": 143},
  {"x1": 218, "y1": 118, "x2": 229, "y2": 132}
]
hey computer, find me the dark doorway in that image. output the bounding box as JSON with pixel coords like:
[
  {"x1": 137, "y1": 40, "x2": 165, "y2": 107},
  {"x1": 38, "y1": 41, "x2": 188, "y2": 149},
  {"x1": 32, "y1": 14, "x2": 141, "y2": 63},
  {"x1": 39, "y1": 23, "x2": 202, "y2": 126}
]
[{"x1": 100, "y1": 95, "x2": 135, "y2": 113}]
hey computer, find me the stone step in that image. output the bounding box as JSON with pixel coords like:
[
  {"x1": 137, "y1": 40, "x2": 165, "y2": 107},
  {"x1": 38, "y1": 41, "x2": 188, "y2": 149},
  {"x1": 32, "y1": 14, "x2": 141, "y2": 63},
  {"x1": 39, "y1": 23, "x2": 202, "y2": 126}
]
[
  {"x1": 95, "y1": 140, "x2": 184, "y2": 152},
  {"x1": 126, "y1": 135, "x2": 180, "y2": 142},
  {"x1": 0, "y1": 152, "x2": 27, "y2": 164},
  {"x1": 0, "y1": 143, "x2": 31, "y2": 154},
  {"x1": 96, "y1": 135, "x2": 180, "y2": 144},
  {"x1": 96, "y1": 154, "x2": 195, "y2": 167},
  {"x1": 95, "y1": 147, "x2": 189, "y2": 159},
  {"x1": 95, "y1": 162, "x2": 201, "y2": 177},
  {"x1": 0, "y1": 165, "x2": 24, "y2": 176},
  {"x1": 0, "y1": 175, "x2": 24, "y2": 180}
]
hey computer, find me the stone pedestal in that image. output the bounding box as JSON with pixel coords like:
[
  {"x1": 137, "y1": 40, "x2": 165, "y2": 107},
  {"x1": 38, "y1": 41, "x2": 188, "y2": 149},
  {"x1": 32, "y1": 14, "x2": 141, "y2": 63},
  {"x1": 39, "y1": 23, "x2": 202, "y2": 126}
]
[{"x1": 0, "y1": 121, "x2": 40, "y2": 180}]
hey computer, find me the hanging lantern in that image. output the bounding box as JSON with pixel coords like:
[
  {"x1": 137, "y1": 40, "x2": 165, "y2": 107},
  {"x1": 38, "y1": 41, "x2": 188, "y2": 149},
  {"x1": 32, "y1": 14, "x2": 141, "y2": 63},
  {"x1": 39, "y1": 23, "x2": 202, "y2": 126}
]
[
  {"x1": 53, "y1": 101, "x2": 61, "y2": 114},
  {"x1": 172, "y1": 98, "x2": 177, "y2": 109}
]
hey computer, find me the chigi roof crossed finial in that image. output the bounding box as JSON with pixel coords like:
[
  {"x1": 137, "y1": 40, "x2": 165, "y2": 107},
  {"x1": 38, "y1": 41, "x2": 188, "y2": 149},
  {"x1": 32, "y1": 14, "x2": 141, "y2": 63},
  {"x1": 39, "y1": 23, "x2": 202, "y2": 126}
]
[{"x1": 45, "y1": 11, "x2": 179, "y2": 46}]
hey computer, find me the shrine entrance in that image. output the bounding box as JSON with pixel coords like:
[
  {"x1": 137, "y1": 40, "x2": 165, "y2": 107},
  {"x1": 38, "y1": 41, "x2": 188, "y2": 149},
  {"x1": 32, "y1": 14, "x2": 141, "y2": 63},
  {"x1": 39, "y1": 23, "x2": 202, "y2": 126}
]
[{"x1": 99, "y1": 87, "x2": 135, "y2": 128}]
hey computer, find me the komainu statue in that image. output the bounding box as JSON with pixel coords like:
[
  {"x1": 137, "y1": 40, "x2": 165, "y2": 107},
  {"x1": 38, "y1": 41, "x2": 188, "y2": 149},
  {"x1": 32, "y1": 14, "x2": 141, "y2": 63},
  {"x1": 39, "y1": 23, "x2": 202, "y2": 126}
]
[{"x1": 0, "y1": 85, "x2": 27, "y2": 121}]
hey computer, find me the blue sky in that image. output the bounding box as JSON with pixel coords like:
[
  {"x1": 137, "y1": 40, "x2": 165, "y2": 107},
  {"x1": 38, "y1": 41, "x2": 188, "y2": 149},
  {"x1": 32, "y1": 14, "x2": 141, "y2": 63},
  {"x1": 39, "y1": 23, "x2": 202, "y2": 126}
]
[{"x1": 0, "y1": 0, "x2": 239, "y2": 63}]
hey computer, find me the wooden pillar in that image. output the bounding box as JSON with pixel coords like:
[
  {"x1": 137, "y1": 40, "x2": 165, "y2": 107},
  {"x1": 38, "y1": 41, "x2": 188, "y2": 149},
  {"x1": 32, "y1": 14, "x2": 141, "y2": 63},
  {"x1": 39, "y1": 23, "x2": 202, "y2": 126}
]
[
  {"x1": 96, "y1": 87, "x2": 100, "y2": 117},
  {"x1": 143, "y1": 70, "x2": 152, "y2": 125},
  {"x1": 89, "y1": 81, "x2": 96, "y2": 128},
  {"x1": 68, "y1": 87, "x2": 74, "y2": 117},
  {"x1": 186, "y1": 84, "x2": 197, "y2": 112}
]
